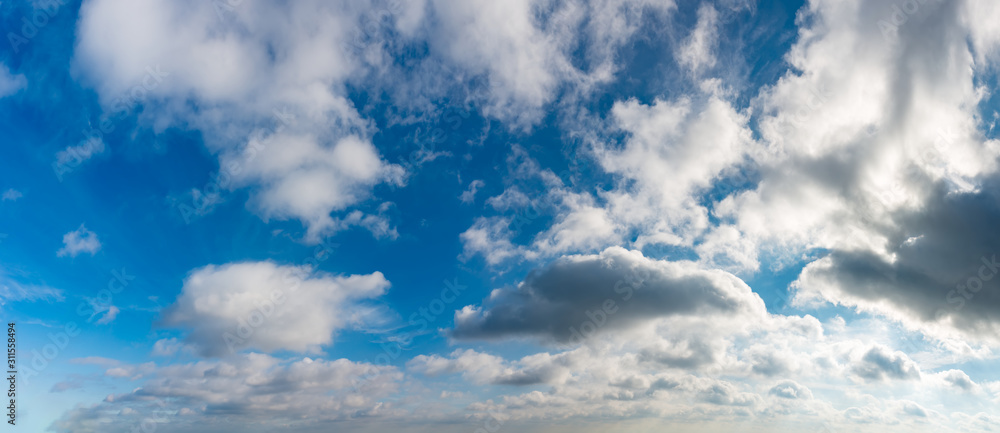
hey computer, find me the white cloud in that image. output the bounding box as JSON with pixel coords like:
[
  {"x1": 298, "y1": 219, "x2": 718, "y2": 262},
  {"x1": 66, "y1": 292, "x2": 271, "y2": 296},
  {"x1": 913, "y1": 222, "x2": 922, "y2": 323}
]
[
  {"x1": 661, "y1": 0, "x2": 1000, "y2": 347},
  {"x1": 53, "y1": 138, "x2": 106, "y2": 177},
  {"x1": 1, "y1": 189, "x2": 22, "y2": 202},
  {"x1": 459, "y1": 179, "x2": 484, "y2": 204},
  {"x1": 160, "y1": 261, "x2": 390, "y2": 356},
  {"x1": 461, "y1": 93, "x2": 753, "y2": 264},
  {"x1": 0, "y1": 63, "x2": 26, "y2": 98},
  {"x1": 74, "y1": 0, "x2": 404, "y2": 243},
  {"x1": 0, "y1": 272, "x2": 64, "y2": 306},
  {"x1": 57, "y1": 224, "x2": 102, "y2": 257},
  {"x1": 409, "y1": 348, "x2": 579, "y2": 386},
  {"x1": 459, "y1": 216, "x2": 523, "y2": 265},
  {"x1": 676, "y1": 3, "x2": 719, "y2": 74},
  {"x1": 425, "y1": 0, "x2": 676, "y2": 127},
  {"x1": 150, "y1": 338, "x2": 193, "y2": 357},
  {"x1": 95, "y1": 305, "x2": 120, "y2": 325},
  {"x1": 72, "y1": 0, "x2": 676, "y2": 241},
  {"x1": 53, "y1": 1, "x2": 1000, "y2": 431}
]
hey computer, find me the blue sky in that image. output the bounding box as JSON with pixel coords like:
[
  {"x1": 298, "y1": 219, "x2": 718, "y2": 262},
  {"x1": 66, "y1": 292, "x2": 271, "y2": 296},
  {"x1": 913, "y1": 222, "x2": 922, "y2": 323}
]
[{"x1": 2, "y1": 0, "x2": 1000, "y2": 432}]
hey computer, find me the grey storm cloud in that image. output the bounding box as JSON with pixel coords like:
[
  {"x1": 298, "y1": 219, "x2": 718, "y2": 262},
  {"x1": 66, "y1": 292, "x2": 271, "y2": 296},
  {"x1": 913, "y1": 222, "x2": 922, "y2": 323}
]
[
  {"x1": 796, "y1": 171, "x2": 1000, "y2": 342},
  {"x1": 450, "y1": 247, "x2": 765, "y2": 343}
]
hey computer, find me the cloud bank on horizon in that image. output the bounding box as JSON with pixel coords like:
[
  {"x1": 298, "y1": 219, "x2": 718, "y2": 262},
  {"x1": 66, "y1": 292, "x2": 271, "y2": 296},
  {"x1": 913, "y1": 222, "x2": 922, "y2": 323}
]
[{"x1": 2, "y1": 0, "x2": 1000, "y2": 432}]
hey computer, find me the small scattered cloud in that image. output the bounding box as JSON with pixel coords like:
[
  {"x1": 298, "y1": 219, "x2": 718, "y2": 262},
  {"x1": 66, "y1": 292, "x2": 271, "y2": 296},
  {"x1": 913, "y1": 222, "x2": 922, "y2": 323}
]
[
  {"x1": 1, "y1": 189, "x2": 22, "y2": 202},
  {"x1": 57, "y1": 224, "x2": 102, "y2": 257},
  {"x1": 0, "y1": 62, "x2": 26, "y2": 98},
  {"x1": 95, "y1": 305, "x2": 120, "y2": 325},
  {"x1": 459, "y1": 179, "x2": 485, "y2": 204},
  {"x1": 50, "y1": 381, "x2": 84, "y2": 393},
  {"x1": 53, "y1": 138, "x2": 106, "y2": 179},
  {"x1": 69, "y1": 357, "x2": 121, "y2": 367},
  {"x1": 768, "y1": 380, "x2": 813, "y2": 400}
]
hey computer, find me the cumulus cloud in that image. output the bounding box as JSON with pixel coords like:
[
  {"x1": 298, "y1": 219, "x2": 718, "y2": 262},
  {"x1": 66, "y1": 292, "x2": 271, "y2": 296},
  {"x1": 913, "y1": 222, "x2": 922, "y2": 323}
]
[
  {"x1": 51, "y1": 0, "x2": 1000, "y2": 431},
  {"x1": 935, "y1": 369, "x2": 978, "y2": 392},
  {"x1": 460, "y1": 90, "x2": 753, "y2": 265},
  {"x1": 459, "y1": 216, "x2": 523, "y2": 265},
  {"x1": 768, "y1": 380, "x2": 813, "y2": 400},
  {"x1": 160, "y1": 261, "x2": 390, "y2": 356},
  {"x1": 73, "y1": 0, "x2": 404, "y2": 242},
  {"x1": 72, "y1": 0, "x2": 677, "y2": 241},
  {"x1": 451, "y1": 247, "x2": 766, "y2": 342},
  {"x1": 425, "y1": 0, "x2": 676, "y2": 127},
  {"x1": 850, "y1": 345, "x2": 921, "y2": 382},
  {"x1": 57, "y1": 224, "x2": 102, "y2": 257},
  {"x1": 792, "y1": 179, "x2": 1000, "y2": 344},
  {"x1": 675, "y1": 0, "x2": 1000, "y2": 347}
]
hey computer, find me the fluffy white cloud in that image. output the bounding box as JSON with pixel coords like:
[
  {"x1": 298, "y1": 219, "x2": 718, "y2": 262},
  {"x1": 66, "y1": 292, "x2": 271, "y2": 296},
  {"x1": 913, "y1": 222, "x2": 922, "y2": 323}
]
[
  {"x1": 460, "y1": 90, "x2": 753, "y2": 264},
  {"x1": 72, "y1": 0, "x2": 678, "y2": 241},
  {"x1": 425, "y1": 0, "x2": 676, "y2": 127},
  {"x1": 160, "y1": 261, "x2": 390, "y2": 356},
  {"x1": 73, "y1": 0, "x2": 404, "y2": 242},
  {"x1": 57, "y1": 224, "x2": 102, "y2": 257}
]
